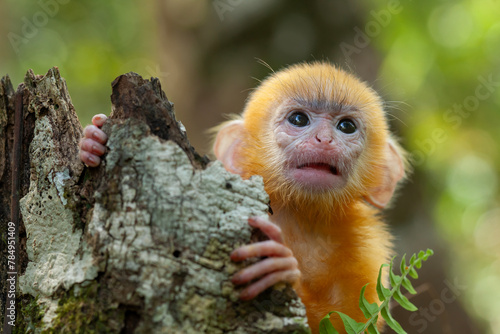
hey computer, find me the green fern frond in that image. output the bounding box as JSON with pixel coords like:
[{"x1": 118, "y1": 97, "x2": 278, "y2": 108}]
[{"x1": 319, "y1": 249, "x2": 433, "y2": 334}]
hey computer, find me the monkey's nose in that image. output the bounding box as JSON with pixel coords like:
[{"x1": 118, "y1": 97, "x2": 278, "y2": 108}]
[{"x1": 315, "y1": 133, "x2": 333, "y2": 144}]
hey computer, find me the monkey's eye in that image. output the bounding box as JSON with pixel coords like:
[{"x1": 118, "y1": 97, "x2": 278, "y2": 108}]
[
  {"x1": 288, "y1": 112, "x2": 310, "y2": 127},
  {"x1": 337, "y1": 119, "x2": 357, "y2": 134}
]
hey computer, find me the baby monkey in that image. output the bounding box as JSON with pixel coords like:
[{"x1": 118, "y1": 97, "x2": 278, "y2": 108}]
[{"x1": 80, "y1": 62, "x2": 406, "y2": 333}]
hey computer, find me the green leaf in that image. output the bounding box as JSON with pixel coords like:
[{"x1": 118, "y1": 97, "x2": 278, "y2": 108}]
[
  {"x1": 423, "y1": 249, "x2": 434, "y2": 259},
  {"x1": 393, "y1": 289, "x2": 418, "y2": 312},
  {"x1": 389, "y1": 270, "x2": 402, "y2": 287},
  {"x1": 389, "y1": 257, "x2": 402, "y2": 286},
  {"x1": 335, "y1": 312, "x2": 366, "y2": 334},
  {"x1": 408, "y1": 266, "x2": 419, "y2": 279},
  {"x1": 399, "y1": 254, "x2": 407, "y2": 274},
  {"x1": 376, "y1": 264, "x2": 390, "y2": 301},
  {"x1": 319, "y1": 313, "x2": 339, "y2": 334},
  {"x1": 366, "y1": 323, "x2": 380, "y2": 334},
  {"x1": 359, "y1": 285, "x2": 379, "y2": 319},
  {"x1": 401, "y1": 277, "x2": 417, "y2": 294},
  {"x1": 380, "y1": 305, "x2": 406, "y2": 333}
]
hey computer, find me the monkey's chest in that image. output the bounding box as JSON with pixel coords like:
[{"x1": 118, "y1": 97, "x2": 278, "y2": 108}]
[{"x1": 286, "y1": 230, "x2": 340, "y2": 277}]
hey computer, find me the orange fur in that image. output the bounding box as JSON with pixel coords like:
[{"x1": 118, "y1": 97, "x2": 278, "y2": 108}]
[{"x1": 214, "y1": 62, "x2": 406, "y2": 333}]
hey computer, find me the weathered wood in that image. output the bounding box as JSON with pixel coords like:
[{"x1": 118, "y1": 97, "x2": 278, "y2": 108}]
[
  {"x1": 0, "y1": 68, "x2": 309, "y2": 333},
  {"x1": 109, "y1": 74, "x2": 209, "y2": 169},
  {"x1": 0, "y1": 73, "x2": 16, "y2": 333}
]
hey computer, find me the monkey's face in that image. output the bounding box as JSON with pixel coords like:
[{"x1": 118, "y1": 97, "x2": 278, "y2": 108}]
[
  {"x1": 241, "y1": 62, "x2": 391, "y2": 205},
  {"x1": 272, "y1": 98, "x2": 366, "y2": 192}
]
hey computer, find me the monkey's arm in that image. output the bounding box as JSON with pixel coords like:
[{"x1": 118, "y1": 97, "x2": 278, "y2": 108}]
[
  {"x1": 79, "y1": 114, "x2": 108, "y2": 167},
  {"x1": 230, "y1": 217, "x2": 300, "y2": 300}
]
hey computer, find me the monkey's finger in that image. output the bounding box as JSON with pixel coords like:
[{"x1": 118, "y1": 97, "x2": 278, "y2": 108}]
[
  {"x1": 80, "y1": 138, "x2": 106, "y2": 156},
  {"x1": 238, "y1": 269, "x2": 301, "y2": 301},
  {"x1": 83, "y1": 125, "x2": 108, "y2": 145},
  {"x1": 248, "y1": 216, "x2": 283, "y2": 243},
  {"x1": 232, "y1": 257, "x2": 298, "y2": 285},
  {"x1": 230, "y1": 240, "x2": 292, "y2": 261},
  {"x1": 79, "y1": 150, "x2": 101, "y2": 167},
  {"x1": 92, "y1": 114, "x2": 108, "y2": 127}
]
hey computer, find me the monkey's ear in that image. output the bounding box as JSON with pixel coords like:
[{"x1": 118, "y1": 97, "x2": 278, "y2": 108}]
[
  {"x1": 213, "y1": 120, "x2": 246, "y2": 175},
  {"x1": 365, "y1": 140, "x2": 406, "y2": 209}
]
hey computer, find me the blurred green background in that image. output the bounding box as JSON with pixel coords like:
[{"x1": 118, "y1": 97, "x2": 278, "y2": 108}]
[{"x1": 1, "y1": 0, "x2": 499, "y2": 333}]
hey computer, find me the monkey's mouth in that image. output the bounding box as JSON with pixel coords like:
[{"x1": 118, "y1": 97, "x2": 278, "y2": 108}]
[
  {"x1": 290, "y1": 162, "x2": 345, "y2": 191},
  {"x1": 292, "y1": 161, "x2": 345, "y2": 190},
  {"x1": 297, "y1": 163, "x2": 339, "y2": 175}
]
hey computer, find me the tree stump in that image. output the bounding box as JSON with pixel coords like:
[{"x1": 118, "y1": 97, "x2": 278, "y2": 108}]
[{"x1": 0, "y1": 68, "x2": 309, "y2": 333}]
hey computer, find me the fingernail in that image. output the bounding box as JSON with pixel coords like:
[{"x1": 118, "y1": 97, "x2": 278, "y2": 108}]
[
  {"x1": 92, "y1": 131, "x2": 101, "y2": 140},
  {"x1": 92, "y1": 145, "x2": 97, "y2": 153},
  {"x1": 88, "y1": 155, "x2": 96, "y2": 164}
]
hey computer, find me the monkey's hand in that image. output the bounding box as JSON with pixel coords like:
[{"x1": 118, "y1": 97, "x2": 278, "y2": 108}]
[
  {"x1": 79, "y1": 114, "x2": 108, "y2": 167},
  {"x1": 230, "y1": 217, "x2": 300, "y2": 300}
]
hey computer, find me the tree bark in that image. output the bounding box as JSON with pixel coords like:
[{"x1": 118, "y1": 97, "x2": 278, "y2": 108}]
[{"x1": 0, "y1": 68, "x2": 309, "y2": 333}]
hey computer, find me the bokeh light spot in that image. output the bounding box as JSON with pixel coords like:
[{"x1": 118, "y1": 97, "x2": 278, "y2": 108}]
[
  {"x1": 447, "y1": 155, "x2": 497, "y2": 204},
  {"x1": 474, "y1": 208, "x2": 500, "y2": 254},
  {"x1": 428, "y1": 4, "x2": 474, "y2": 48}
]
